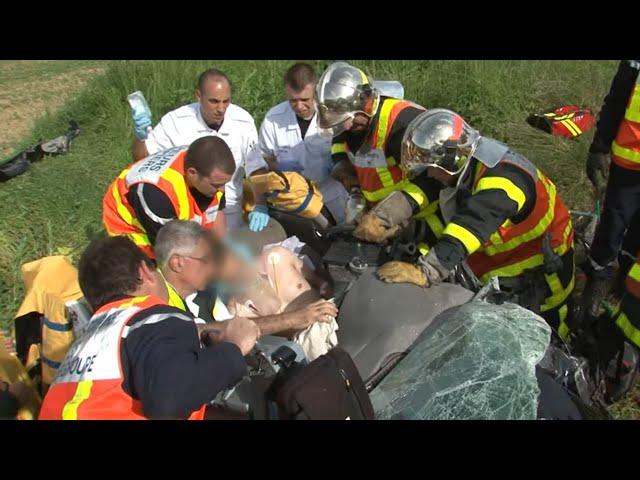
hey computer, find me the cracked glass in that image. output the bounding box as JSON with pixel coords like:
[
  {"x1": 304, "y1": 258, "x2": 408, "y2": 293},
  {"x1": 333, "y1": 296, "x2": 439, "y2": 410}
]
[{"x1": 370, "y1": 301, "x2": 551, "y2": 420}]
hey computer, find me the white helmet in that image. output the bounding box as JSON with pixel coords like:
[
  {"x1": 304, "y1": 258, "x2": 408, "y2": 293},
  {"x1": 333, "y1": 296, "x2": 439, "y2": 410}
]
[
  {"x1": 316, "y1": 62, "x2": 380, "y2": 136},
  {"x1": 401, "y1": 108, "x2": 480, "y2": 177}
]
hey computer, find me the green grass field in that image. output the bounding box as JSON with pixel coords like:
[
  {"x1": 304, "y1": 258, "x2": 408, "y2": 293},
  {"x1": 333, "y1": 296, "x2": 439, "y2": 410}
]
[{"x1": 2, "y1": 59, "x2": 636, "y2": 417}]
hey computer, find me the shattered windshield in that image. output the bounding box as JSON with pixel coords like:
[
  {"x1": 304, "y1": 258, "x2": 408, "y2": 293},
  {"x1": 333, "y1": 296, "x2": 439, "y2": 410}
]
[{"x1": 370, "y1": 301, "x2": 551, "y2": 420}]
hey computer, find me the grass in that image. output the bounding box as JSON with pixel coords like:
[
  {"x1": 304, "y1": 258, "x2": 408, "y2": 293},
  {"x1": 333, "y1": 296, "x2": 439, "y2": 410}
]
[
  {"x1": 2, "y1": 59, "x2": 635, "y2": 417},
  {"x1": 0, "y1": 61, "x2": 107, "y2": 157}
]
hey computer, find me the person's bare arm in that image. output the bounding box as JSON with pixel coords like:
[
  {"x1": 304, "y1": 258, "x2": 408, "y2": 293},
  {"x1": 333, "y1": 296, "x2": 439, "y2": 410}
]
[
  {"x1": 132, "y1": 138, "x2": 149, "y2": 162},
  {"x1": 251, "y1": 299, "x2": 338, "y2": 336}
]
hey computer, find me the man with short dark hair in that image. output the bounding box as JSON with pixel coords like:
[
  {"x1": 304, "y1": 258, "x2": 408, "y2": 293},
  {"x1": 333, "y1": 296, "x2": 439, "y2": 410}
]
[
  {"x1": 258, "y1": 62, "x2": 348, "y2": 224},
  {"x1": 103, "y1": 136, "x2": 234, "y2": 259},
  {"x1": 131, "y1": 67, "x2": 268, "y2": 230},
  {"x1": 38, "y1": 236, "x2": 259, "y2": 420}
]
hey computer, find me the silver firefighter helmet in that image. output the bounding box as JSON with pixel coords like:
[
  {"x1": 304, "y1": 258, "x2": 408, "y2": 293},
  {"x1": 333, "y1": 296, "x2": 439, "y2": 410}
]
[
  {"x1": 400, "y1": 108, "x2": 480, "y2": 177},
  {"x1": 316, "y1": 62, "x2": 380, "y2": 137}
]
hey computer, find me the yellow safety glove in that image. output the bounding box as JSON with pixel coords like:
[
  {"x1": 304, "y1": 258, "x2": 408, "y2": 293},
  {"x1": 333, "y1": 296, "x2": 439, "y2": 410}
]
[
  {"x1": 353, "y1": 212, "x2": 401, "y2": 244},
  {"x1": 377, "y1": 261, "x2": 428, "y2": 287}
]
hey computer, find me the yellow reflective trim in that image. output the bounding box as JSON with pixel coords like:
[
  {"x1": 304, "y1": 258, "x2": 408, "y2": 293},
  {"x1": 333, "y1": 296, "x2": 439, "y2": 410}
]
[
  {"x1": 375, "y1": 99, "x2": 402, "y2": 149},
  {"x1": 128, "y1": 232, "x2": 152, "y2": 247},
  {"x1": 629, "y1": 262, "x2": 640, "y2": 283},
  {"x1": 161, "y1": 168, "x2": 190, "y2": 219},
  {"x1": 562, "y1": 119, "x2": 582, "y2": 136},
  {"x1": 120, "y1": 296, "x2": 150, "y2": 309},
  {"x1": 483, "y1": 176, "x2": 556, "y2": 255},
  {"x1": 417, "y1": 242, "x2": 430, "y2": 256},
  {"x1": 480, "y1": 253, "x2": 545, "y2": 282},
  {"x1": 358, "y1": 68, "x2": 369, "y2": 86},
  {"x1": 112, "y1": 183, "x2": 134, "y2": 225},
  {"x1": 616, "y1": 311, "x2": 640, "y2": 349},
  {"x1": 376, "y1": 167, "x2": 395, "y2": 188},
  {"x1": 625, "y1": 84, "x2": 640, "y2": 123},
  {"x1": 362, "y1": 183, "x2": 403, "y2": 203},
  {"x1": 443, "y1": 222, "x2": 482, "y2": 254},
  {"x1": 402, "y1": 182, "x2": 429, "y2": 210},
  {"x1": 479, "y1": 240, "x2": 571, "y2": 283},
  {"x1": 541, "y1": 273, "x2": 574, "y2": 312},
  {"x1": 424, "y1": 213, "x2": 445, "y2": 239},
  {"x1": 331, "y1": 143, "x2": 347, "y2": 155},
  {"x1": 558, "y1": 305, "x2": 570, "y2": 341},
  {"x1": 475, "y1": 177, "x2": 527, "y2": 212},
  {"x1": 62, "y1": 380, "x2": 93, "y2": 420},
  {"x1": 611, "y1": 140, "x2": 640, "y2": 165}
]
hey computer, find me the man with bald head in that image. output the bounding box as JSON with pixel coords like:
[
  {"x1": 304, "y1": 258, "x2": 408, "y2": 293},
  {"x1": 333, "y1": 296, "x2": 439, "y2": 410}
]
[{"x1": 131, "y1": 68, "x2": 269, "y2": 230}]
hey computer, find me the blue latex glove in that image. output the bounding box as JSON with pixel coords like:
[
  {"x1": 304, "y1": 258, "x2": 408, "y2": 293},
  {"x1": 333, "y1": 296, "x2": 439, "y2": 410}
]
[
  {"x1": 132, "y1": 109, "x2": 152, "y2": 140},
  {"x1": 248, "y1": 204, "x2": 270, "y2": 232},
  {"x1": 277, "y1": 160, "x2": 304, "y2": 172}
]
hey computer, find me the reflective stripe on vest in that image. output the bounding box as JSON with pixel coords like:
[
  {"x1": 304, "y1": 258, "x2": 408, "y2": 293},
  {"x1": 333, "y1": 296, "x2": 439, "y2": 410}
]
[
  {"x1": 345, "y1": 99, "x2": 423, "y2": 203},
  {"x1": 40, "y1": 296, "x2": 205, "y2": 420},
  {"x1": 444, "y1": 155, "x2": 573, "y2": 299},
  {"x1": 611, "y1": 71, "x2": 640, "y2": 170},
  {"x1": 616, "y1": 253, "x2": 640, "y2": 348},
  {"x1": 626, "y1": 254, "x2": 640, "y2": 299}
]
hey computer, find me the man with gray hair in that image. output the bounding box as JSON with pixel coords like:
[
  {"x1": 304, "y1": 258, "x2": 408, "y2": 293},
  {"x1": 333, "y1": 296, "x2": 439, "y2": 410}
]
[
  {"x1": 156, "y1": 220, "x2": 338, "y2": 340},
  {"x1": 155, "y1": 219, "x2": 217, "y2": 317}
]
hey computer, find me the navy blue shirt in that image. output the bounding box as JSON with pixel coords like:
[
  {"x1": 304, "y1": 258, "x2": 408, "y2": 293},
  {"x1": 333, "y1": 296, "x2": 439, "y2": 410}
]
[{"x1": 118, "y1": 302, "x2": 246, "y2": 419}]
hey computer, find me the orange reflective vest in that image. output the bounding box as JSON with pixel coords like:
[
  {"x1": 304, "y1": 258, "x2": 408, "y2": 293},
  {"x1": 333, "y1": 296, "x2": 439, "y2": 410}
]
[
  {"x1": 613, "y1": 252, "x2": 640, "y2": 348},
  {"x1": 331, "y1": 98, "x2": 426, "y2": 204},
  {"x1": 102, "y1": 147, "x2": 224, "y2": 259},
  {"x1": 38, "y1": 296, "x2": 206, "y2": 420},
  {"x1": 611, "y1": 67, "x2": 640, "y2": 171},
  {"x1": 445, "y1": 154, "x2": 574, "y2": 316}
]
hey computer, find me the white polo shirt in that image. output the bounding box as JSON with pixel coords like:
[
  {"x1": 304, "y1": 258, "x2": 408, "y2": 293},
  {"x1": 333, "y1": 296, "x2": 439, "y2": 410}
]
[
  {"x1": 145, "y1": 102, "x2": 267, "y2": 229},
  {"x1": 259, "y1": 101, "x2": 348, "y2": 224}
]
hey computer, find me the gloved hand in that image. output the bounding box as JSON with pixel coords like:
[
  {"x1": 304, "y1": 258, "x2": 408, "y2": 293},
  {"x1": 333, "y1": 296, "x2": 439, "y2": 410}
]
[
  {"x1": 248, "y1": 204, "x2": 270, "y2": 232},
  {"x1": 353, "y1": 212, "x2": 400, "y2": 243},
  {"x1": 276, "y1": 160, "x2": 304, "y2": 172},
  {"x1": 586, "y1": 152, "x2": 609, "y2": 199},
  {"x1": 132, "y1": 109, "x2": 152, "y2": 140},
  {"x1": 377, "y1": 261, "x2": 428, "y2": 287}
]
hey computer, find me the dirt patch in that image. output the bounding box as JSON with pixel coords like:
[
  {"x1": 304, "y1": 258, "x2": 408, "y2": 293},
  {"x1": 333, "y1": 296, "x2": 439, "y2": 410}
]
[{"x1": 0, "y1": 64, "x2": 106, "y2": 158}]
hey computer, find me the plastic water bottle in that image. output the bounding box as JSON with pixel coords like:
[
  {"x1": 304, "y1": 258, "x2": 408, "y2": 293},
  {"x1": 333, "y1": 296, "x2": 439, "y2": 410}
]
[
  {"x1": 373, "y1": 80, "x2": 405, "y2": 99},
  {"x1": 127, "y1": 90, "x2": 153, "y2": 136},
  {"x1": 344, "y1": 188, "x2": 365, "y2": 225}
]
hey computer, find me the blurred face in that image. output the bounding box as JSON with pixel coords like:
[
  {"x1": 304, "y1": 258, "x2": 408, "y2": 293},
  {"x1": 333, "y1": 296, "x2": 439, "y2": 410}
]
[
  {"x1": 216, "y1": 248, "x2": 257, "y2": 288},
  {"x1": 286, "y1": 83, "x2": 316, "y2": 120},
  {"x1": 172, "y1": 238, "x2": 217, "y2": 293},
  {"x1": 196, "y1": 78, "x2": 231, "y2": 128},
  {"x1": 186, "y1": 166, "x2": 232, "y2": 198}
]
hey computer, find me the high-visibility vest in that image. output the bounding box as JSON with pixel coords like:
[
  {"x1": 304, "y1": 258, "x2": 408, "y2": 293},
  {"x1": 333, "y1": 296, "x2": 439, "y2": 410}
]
[
  {"x1": 38, "y1": 296, "x2": 206, "y2": 420},
  {"x1": 613, "y1": 252, "x2": 640, "y2": 348},
  {"x1": 102, "y1": 147, "x2": 224, "y2": 259},
  {"x1": 331, "y1": 98, "x2": 425, "y2": 204},
  {"x1": 444, "y1": 154, "x2": 574, "y2": 315},
  {"x1": 611, "y1": 66, "x2": 640, "y2": 171}
]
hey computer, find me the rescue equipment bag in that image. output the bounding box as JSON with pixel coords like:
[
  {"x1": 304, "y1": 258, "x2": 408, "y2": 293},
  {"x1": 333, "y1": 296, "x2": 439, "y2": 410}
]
[
  {"x1": 526, "y1": 105, "x2": 595, "y2": 139},
  {"x1": 269, "y1": 347, "x2": 374, "y2": 420},
  {"x1": 244, "y1": 171, "x2": 324, "y2": 219}
]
